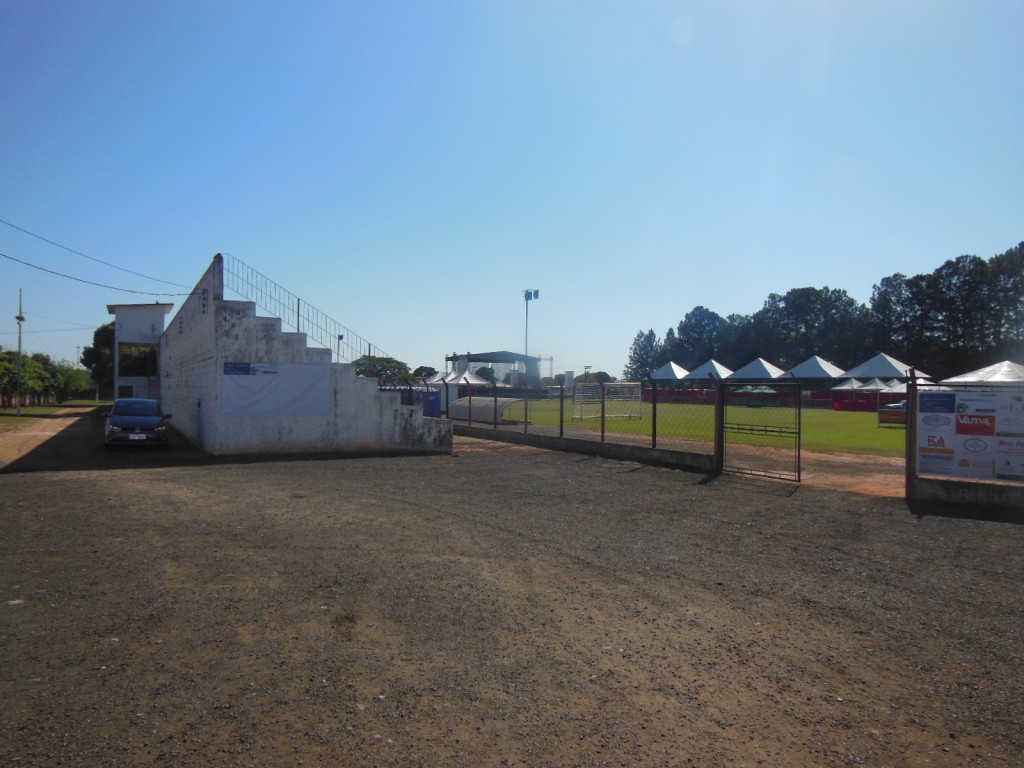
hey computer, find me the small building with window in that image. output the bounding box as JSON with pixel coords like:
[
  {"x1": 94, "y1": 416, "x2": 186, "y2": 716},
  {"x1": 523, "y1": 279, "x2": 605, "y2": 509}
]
[{"x1": 107, "y1": 303, "x2": 173, "y2": 400}]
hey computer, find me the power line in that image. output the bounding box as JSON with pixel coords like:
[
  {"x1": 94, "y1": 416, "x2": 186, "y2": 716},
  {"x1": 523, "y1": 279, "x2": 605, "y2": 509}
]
[
  {"x1": 1, "y1": 251, "x2": 193, "y2": 296},
  {"x1": 21, "y1": 310, "x2": 95, "y2": 327},
  {"x1": 0, "y1": 218, "x2": 190, "y2": 288},
  {"x1": 0, "y1": 327, "x2": 94, "y2": 336}
]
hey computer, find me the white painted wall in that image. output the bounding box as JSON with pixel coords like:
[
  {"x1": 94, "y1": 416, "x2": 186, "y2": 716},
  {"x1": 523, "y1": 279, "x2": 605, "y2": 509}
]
[{"x1": 161, "y1": 255, "x2": 451, "y2": 455}]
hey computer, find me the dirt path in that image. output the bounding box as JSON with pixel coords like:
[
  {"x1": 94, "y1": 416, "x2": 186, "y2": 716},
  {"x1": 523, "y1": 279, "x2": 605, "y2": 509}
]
[
  {"x1": 2, "y1": 414, "x2": 1020, "y2": 767},
  {"x1": 0, "y1": 408, "x2": 88, "y2": 466}
]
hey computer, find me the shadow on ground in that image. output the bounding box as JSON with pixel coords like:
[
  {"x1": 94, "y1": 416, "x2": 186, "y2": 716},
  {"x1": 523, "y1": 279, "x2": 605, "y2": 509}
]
[{"x1": 0, "y1": 408, "x2": 444, "y2": 475}]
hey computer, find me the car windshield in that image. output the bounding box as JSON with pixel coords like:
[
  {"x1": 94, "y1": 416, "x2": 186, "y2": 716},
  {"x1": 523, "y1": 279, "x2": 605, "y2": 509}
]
[{"x1": 112, "y1": 400, "x2": 160, "y2": 417}]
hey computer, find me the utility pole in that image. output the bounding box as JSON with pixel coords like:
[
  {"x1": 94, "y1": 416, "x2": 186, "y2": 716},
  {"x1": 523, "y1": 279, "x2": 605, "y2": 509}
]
[{"x1": 16, "y1": 289, "x2": 24, "y2": 415}]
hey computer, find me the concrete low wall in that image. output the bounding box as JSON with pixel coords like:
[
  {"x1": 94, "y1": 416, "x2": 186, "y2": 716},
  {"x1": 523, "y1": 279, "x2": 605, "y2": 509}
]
[
  {"x1": 907, "y1": 475, "x2": 1024, "y2": 512},
  {"x1": 454, "y1": 424, "x2": 717, "y2": 474}
]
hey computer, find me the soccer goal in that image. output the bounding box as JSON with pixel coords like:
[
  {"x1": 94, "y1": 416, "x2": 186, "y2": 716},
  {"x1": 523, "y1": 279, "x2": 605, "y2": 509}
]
[{"x1": 572, "y1": 382, "x2": 643, "y2": 420}]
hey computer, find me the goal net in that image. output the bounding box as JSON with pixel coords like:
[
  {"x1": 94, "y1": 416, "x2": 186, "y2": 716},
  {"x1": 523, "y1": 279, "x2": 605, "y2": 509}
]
[{"x1": 573, "y1": 382, "x2": 643, "y2": 420}]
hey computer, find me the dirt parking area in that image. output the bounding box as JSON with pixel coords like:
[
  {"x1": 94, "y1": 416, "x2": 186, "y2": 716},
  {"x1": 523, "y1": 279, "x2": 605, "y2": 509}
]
[{"x1": 1, "y1": 409, "x2": 1022, "y2": 766}]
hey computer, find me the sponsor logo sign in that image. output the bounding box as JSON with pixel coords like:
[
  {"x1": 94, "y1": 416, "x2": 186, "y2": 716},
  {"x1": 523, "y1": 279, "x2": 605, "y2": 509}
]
[
  {"x1": 955, "y1": 413, "x2": 995, "y2": 436},
  {"x1": 920, "y1": 393, "x2": 955, "y2": 413}
]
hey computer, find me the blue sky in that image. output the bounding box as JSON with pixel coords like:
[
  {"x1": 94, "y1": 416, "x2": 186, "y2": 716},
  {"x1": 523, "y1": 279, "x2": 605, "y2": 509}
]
[{"x1": 2, "y1": 1, "x2": 1021, "y2": 378}]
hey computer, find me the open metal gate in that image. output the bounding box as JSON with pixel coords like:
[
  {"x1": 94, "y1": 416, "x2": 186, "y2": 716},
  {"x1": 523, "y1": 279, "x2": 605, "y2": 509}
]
[{"x1": 721, "y1": 380, "x2": 801, "y2": 482}]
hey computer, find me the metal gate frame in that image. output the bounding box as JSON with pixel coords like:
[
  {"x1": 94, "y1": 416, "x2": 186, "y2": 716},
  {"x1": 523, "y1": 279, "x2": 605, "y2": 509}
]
[{"x1": 718, "y1": 379, "x2": 802, "y2": 482}]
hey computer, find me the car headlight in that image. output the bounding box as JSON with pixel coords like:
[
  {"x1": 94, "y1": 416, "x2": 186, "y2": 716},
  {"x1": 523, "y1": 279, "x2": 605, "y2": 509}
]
[
  {"x1": 155, "y1": 425, "x2": 167, "y2": 432},
  {"x1": 106, "y1": 424, "x2": 122, "y2": 433}
]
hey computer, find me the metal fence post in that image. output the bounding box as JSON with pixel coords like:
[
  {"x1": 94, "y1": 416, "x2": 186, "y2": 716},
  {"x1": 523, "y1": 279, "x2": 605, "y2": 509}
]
[
  {"x1": 906, "y1": 368, "x2": 917, "y2": 498},
  {"x1": 600, "y1": 381, "x2": 607, "y2": 443},
  {"x1": 713, "y1": 374, "x2": 725, "y2": 474},
  {"x1": 523, "y1": 379, "x2": 529, "y2": 434},
  {"x1": 559, "y1": 383, "x2": 565, "y2": 437},
  {"x1": 795, "y1": 381, "x2": 802, "y2": 483},
  {"x1": 649, "y1": 376, "x2": 657, "y2": 449}
]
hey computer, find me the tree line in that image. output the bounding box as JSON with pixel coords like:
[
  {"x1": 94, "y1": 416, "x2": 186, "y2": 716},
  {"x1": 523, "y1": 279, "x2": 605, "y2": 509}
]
[
  {"x1": 624, "y1": 242, "x2": 1024, "y2": 381},
  {"x1": 0, "y1": 350, "x2": 93, "y2": 408}
]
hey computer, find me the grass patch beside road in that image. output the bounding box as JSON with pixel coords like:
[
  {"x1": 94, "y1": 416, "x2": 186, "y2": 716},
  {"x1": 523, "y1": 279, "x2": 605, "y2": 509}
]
[{"x1": 0, "y1": 401, "x2": 105, "y2": 434}]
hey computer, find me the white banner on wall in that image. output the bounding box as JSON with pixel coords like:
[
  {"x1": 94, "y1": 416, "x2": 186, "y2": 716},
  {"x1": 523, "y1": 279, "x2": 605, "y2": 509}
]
[
  {"x1": 917, "y1": 388, "x2": 1024, "y2": 483},
  {"x1": 221, "y1": 362, "x2": 330, "y2": 417}
]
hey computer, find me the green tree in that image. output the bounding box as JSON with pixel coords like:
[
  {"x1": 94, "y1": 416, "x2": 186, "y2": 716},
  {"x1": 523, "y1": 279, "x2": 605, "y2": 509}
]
[
  {"x1": 0, "y1": 350, "x2": 50, "y2": 407},
  {"x1": 354, "y1": 355, "x2": 414, "y2": 385},
  {"x1": 576, "y1": 371, "x2": 614, "y2": 384},
  {"x1": 623, "y1": 329, "x2": 660, "y2": 380},
  {"x1": 673, "y1": 306, "x2": 724, "y2": 370},
  {"x1": 0, "y1": 350, "x2": 21, "y2": 408},
  {"x1": 931, "y1": 254, "x2": 993, "y2": 374},
  {"x1": 990, "y1": 242, "x2": 1024, "y2": 359},
  {"x1": 413, "y1": 365, "x2": 438, "y2": 379},
  {"x1": 713, "y1": 313, "x2": 757, "y2": 369},
  {"x1": 474, "y1": 366, "x2": 497, "y2": 384},
  {"x1": 55, "y1": 362, "x2": 92, "y2": 400},
  {"x1": 81, "y1": 322, "x2": 115, "y2": 396}
]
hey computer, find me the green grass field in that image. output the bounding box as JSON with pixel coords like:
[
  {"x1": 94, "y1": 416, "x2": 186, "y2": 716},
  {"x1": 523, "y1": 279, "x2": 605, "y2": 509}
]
[{"x1": 501, "y1": 400, "x2": 906, "y2": 457}]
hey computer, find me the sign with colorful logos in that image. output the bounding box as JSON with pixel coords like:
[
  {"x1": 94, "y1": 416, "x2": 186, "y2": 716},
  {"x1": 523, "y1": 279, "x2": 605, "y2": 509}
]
[{"x1": 916, "y1": 388, "x2": 1024, "y2": 483}]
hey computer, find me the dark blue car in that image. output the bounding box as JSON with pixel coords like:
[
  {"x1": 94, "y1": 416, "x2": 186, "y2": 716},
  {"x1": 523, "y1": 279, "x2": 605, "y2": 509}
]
[{"x1": 103, "y1": 398, "x2": 173, "y2": 450}]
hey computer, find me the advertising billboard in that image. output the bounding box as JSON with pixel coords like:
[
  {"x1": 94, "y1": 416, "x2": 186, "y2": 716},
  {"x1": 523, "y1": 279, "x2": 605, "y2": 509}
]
[{"x1": 916, "y1": 388, "x2": 1024, "y2": 483}]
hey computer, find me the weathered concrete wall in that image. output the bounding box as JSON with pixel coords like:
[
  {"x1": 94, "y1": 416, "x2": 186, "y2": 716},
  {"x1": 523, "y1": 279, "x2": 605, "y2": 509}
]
[
  {"x1": 454, "y1": 424, "x2": 717, "y2": 474},
  {"x1": 907, "y1": 475, "x2": 1024, "y2": 512},
  {"x1": 161, "y1": 255, "x2": 451, "y2": 456},
  {"x1": 160, "y1": 259, "x2": 223, "y2": 448}
]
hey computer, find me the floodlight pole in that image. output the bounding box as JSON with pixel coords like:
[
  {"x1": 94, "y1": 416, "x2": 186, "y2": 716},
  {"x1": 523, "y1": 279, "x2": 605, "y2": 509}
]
[{"x1": 523, "y1": 289, "x2": 539, "y2": 430}]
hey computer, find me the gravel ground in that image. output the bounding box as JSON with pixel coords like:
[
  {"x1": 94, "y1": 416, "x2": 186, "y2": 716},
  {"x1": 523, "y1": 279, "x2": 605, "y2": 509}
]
[{"x1": 1, "y1": 410, "x2": 1022, "y2": 767}]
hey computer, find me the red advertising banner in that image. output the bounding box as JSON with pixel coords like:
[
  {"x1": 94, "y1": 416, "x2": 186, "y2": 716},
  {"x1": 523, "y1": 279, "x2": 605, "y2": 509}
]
[{"x1": 955, "y1": 413, "x2": 996, "y2": 436}]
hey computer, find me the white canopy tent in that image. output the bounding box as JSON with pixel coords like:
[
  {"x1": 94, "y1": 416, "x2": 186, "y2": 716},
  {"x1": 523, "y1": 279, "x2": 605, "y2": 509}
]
[
  {"x1": 883, "y1": 377, "x2": 932, "y2": 394},
  {"x1": 783, "y1": 355, "x2": 846, "y2": 379},
  {"x1": 856, "y1": 377, "x2": 890, "y2": 392},
  {"x1": 650, "y1": 361, "x2": 689, "y2": 380},
  {"x1": 444, "y1": 370, "x2": 491, "y2": 385},
  {"x1": 729, "y1": 357, "x2": 785, "y2": 380},
  {"x1": 831, "y1": 378, "x2": 862, "y2": 391},
  {"x1": 940, "y1": 360, "x2": 1024, "y2": 385},
  {"x1": 684, "y1": 359, "x2": 733, "y2": 381},
  {"x1": 843, "y1": 352, "x2": 927, "y2": 381}
]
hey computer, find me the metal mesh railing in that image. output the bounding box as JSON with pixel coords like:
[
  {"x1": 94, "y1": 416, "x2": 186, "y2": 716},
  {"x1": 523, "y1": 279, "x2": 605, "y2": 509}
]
[
  {"x1": 722, "y1": 381, "x2": 801, "y2": 481},
  {"x1": 444, "y1": 381, "x2": 717, "y2": 457},
  {"x1": 444, "y1": 379, "x2": 804, "y2": 481},
  {"x1": 221, "y1": 253, "x2": 389, "y2": 364}
]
